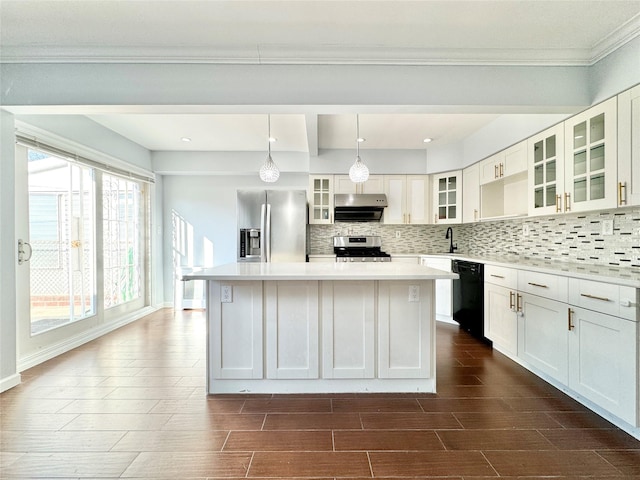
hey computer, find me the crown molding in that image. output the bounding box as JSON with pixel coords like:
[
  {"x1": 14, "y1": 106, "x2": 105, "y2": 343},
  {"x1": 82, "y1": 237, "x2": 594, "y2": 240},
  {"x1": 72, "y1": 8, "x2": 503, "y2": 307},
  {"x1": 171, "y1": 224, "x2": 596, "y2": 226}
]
[{"x1": 589, "y1": 11, "x2": 640, "y2": 64}]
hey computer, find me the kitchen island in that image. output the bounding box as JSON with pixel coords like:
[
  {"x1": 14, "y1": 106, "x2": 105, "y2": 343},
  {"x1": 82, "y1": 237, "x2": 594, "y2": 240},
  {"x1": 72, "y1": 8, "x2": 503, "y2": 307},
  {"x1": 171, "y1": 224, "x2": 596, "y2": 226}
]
[{"x1": 183, "y1": 262, "x2": 458, "y2": 394}]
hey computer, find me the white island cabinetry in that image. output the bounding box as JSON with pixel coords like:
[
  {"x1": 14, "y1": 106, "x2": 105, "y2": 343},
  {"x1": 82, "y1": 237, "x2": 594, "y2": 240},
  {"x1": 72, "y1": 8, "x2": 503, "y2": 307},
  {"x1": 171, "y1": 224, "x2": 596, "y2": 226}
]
[{"x1": 186, "y1": 262, "x2": 456, "y2": 394}]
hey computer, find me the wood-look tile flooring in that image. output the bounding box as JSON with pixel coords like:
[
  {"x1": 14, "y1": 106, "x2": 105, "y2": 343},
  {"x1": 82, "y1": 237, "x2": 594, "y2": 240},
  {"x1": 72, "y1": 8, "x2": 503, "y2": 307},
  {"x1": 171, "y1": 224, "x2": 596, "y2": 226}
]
[{"x1": 2, "y1": 308, "x2": 640, "y2": 479}]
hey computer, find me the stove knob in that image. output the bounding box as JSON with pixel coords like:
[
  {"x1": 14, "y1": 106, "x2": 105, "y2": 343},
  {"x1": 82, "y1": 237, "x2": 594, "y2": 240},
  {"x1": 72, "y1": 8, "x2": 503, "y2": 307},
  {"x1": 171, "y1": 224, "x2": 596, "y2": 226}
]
[
  {"x1": 350, "y1": 258, "x2": 354, "y2": 262},
  {"x1": 373, "y1": 257, "x2": 377, "y2": 262},
  {"x1": 361, "y1": 257, "x2": 366, "y2": 262}
]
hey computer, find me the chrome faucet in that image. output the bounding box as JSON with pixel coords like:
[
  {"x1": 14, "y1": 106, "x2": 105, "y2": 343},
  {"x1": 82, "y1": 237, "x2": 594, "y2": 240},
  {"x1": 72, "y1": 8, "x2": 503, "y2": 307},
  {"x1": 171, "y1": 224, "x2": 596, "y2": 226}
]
[{"x1": 445, "y1": 227, "x2": 457, "y2": 254}]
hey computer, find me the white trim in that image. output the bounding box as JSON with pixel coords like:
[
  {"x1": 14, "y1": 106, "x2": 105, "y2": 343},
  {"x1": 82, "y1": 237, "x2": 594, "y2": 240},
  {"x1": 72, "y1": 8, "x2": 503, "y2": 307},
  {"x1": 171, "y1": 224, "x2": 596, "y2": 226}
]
[
  {"x1": 590, "y1": 12, "x2": 640, "y2": 64},
  {"x1": 0, "y1": 373, "x2": 22, "y2": 393},
  {"x1": 17, "y1": 306, "x2": 159, "y2": 372}
]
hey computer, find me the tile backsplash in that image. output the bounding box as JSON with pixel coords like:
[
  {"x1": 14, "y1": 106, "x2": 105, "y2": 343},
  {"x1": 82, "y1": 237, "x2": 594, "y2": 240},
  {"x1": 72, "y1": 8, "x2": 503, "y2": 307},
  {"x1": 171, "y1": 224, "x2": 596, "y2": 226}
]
[{"x1": 308, "y1": 206, "x2": 640, "y2": 269}]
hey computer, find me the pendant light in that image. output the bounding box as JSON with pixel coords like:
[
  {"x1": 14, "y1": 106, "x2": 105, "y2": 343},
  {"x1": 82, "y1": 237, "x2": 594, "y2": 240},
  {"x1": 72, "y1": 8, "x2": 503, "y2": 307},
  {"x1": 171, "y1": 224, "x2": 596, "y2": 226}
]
[
  {"x1": 349, "y1": 114, "x2": 369, "y2": 183},
  {"x1": 259, "y1": 115, "x2": 280, "y2": 183}
]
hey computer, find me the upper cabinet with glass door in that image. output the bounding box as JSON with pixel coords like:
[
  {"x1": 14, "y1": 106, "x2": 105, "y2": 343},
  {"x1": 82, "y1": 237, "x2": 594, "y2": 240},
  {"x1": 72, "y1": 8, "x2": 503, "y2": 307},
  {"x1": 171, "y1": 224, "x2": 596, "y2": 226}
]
[
  {"x1": 432, "y1": 171, "x2": 462, "y2": 224},
  {"x1": 528, "y1": 124, "x2": 564, "y2": 216},
  {"x1": 563, "y1": 97, "x2": 617, "y2": 213},
  {"x1": 309, "y1": 175, "x2": 334, "y2": 224}
]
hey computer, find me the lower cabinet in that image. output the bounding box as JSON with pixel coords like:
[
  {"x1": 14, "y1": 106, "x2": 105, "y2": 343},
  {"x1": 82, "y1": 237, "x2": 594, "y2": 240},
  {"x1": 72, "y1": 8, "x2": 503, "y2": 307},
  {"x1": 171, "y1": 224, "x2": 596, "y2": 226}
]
[
  {"x1": 568, "y1": 306, "x2": 638, "y2": 425},
  {"x1": 321, "y1": 281, "x2": 375, "y2": 379},
  {"x1": 209, "y1": 281, "x2": 264, "y2": 380},
  {"x1": 518, "y1": 294, "x2": 569, "y2": 384},
  {"x1": 378, "y1": 280, "x2": 433, "y2": 378},
  {"x1": 265, "y1": 281, "x2": 319, "y2": 379},
  {"x1": 420, "y1": 257, "x2": 452, "y2": 322},
  {"x1": 484, "y1": 282, "x2": 518, "y2": 356}
]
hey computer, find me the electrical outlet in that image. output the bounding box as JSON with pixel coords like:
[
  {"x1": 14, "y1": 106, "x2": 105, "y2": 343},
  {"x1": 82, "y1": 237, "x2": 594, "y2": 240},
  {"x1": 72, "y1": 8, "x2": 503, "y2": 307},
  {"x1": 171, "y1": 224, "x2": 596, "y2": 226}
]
[
  {"x1": 408, "y1": 285, "x2": 420, "y2": 302},
  {"x1": 395, "y1": 231, "x2": 401, "y2": 238},
  {"x1": 221, "y1": 285, "x2": 232, "y2": 303},
  {"x1": 634, "y1": 228, "x2": 640, "y2": 236},
  {"x1": 602, "y1": 219, "x2": 614, "y2": 236},
  {"x1": 522, "y1": 224, "x2": 530, "y2": 237}
]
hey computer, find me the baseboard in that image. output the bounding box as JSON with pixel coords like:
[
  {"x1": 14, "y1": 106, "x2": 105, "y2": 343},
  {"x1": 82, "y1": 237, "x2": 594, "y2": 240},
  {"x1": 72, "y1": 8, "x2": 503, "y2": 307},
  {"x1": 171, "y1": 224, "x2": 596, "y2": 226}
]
[
  {"x1": 17, "y1": 306, "x2": 160, "y2": 372},
  {"x1": 0, "y1": 373, "x2": 22, "y2": 393}
]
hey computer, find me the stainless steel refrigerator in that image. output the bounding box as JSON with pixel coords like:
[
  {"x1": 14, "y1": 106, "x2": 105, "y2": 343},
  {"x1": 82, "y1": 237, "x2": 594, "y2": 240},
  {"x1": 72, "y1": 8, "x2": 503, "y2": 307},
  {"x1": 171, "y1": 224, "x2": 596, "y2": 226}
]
[{"x1": 237, "y1": 190, "x2": 307, "y2": 262}]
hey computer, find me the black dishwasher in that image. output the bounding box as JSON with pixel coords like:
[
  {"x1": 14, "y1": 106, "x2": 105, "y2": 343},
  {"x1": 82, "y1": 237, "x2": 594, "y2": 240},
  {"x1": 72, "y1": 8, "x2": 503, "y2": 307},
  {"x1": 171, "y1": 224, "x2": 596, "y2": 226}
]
[{"x1": 452, "y1": 260, "x2": 490, "y2": 345}]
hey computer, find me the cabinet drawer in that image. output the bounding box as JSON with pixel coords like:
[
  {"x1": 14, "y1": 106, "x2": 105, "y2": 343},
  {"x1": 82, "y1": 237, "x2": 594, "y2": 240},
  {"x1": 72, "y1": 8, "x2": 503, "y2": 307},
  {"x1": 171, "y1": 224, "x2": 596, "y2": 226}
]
[
  {"x1": 569, "y1": 278, "x2": 638, "y2": 321},
  {"x1": 518, "y1": 270, "x2": 568, "y2": 303},
  {"x1": 484, "y1": 265, "x2": 517, "y2": 289}
]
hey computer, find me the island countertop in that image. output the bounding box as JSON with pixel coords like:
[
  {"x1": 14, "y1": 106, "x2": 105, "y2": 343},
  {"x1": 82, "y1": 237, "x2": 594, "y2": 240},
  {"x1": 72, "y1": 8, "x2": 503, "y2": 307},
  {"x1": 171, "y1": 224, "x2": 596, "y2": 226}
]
[{"x1": 182, "y1": 262, "x2": 459, "y2": 281}]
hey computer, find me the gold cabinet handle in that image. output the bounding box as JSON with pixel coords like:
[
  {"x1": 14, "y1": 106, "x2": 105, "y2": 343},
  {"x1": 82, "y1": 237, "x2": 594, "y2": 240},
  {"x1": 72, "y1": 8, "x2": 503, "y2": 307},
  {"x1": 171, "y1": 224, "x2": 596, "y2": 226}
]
[
  {"x1": 499, "y1": 162, "x2": 504, "y2": 177},
  {"x1": 408, "y1": 213, "x2": 411, "y2": 224},
  {"x1": 403, "y1": 213, "x2": 406, "y2": 224},
  {"x1": 568, "y1": 308, "x2": 574, "y2": 331},
  {"x1": 494, "y1": 164, "x2": 499, "y2": 179},
  {"x1": 619, "y1": 182, "x2": 627, "y2": 206},
  {"x1": 580, "y1": 293, "x2": 611, "y2": 302},
  {"x1": 491, "y1": 274, "x2": 505, "y2": 279},
  {"x1": 564, "y1": 192, "x2": 571, "y2": 211},
  {"x1": 555, "y1": 194, "x2": 561, "y2": 213},
  {"x1": 434, "y1": 213, "x2": 438, "y2": 223},
  {"x1": 516, "y1": 293, "x2": 523, "y2": 312},
  {"x1": 474, "y1": 209, "x2": 478, "y2": 221},
  {"x1": 509, "y1": 291, "x2": 515, "y2": 310},
  {"x1": 527, "y1": 282, "x2": 548, "y2": 289}
]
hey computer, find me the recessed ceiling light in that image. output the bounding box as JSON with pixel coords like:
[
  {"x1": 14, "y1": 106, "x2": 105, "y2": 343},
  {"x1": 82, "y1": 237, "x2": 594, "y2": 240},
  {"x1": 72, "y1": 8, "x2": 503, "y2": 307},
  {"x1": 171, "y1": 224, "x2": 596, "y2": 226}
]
[
  {"x1": 181, "y1": 137, "x2": 192, "y2": 142},
  {"x1": 423, "y1": 138, "x2": 433, "y2": 143},
  {"x1": 356, "y1": 137, "x2": 365, "y2": 143},
  {"x1": 268, "y1": 137, "x2": 277, "y2": 143}
]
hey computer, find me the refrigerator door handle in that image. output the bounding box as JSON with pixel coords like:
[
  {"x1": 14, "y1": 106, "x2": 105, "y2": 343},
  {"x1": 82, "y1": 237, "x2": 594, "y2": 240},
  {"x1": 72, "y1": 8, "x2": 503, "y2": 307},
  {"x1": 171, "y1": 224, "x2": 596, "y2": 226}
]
[
  {"x1": 260, "y1": 203, "x2": 267, "y2": 262},
  {"x1": 265, "y1": 203, "x2": 272, "y2": 262}
]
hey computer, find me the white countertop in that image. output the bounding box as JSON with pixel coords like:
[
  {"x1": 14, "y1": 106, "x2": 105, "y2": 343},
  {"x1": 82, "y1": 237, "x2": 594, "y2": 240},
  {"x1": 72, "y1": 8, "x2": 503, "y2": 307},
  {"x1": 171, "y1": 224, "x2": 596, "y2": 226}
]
[
  {"x1": 416, "y1": 253, "x2": 640, "y2": 288},
  {"x1": 182, "y1": 262, "x2": 458, "y2": 281}
]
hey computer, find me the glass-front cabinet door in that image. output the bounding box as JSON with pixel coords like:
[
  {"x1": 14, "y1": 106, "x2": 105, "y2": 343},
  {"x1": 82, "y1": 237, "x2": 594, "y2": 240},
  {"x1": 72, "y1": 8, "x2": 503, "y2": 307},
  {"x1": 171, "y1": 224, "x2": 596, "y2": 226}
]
[
  {"x1": 528, "y1": 124, "x2": 564, "y2": 216},
  {"x1": 564, "y1": 97, "x2": 617, "y2": 212},
  {"x1": 309, "y1": 175, "x2": 333, "y2": 224},
  {"x1": 432, "y1": 171, "x2": 461, "y2": 224}
]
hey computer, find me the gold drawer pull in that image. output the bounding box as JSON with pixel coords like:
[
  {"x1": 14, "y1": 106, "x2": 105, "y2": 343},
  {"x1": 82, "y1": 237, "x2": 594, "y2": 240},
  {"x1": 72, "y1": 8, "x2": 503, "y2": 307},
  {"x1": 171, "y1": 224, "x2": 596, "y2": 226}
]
[
  {"x1": 499, "y1": 162, "x2": 504, "y2": 177},
  {"x1": 568, "y1": 308, "x2": 574, "y2": 331},
  {"x1": 528, "y1": 282, "x2": 548, "y2": 288},
  {"x1": 565, "y1": 192, "x2": 571, "y2": 211},
  {"x1": 509, "y1": 291, "x2": 515, "y2": 310},
  {"x1": 555, "y1": 194, "x2": 561, "y2": 213},
  {"x1": 490, "y1": 274, "x2": 505, "y2": 279},
  {"x1": 516, "y1": 293, "x2": 523, "y2": 312},
  {"x1": 581, "y1": 293, "x2": 611, "y2": 302}
]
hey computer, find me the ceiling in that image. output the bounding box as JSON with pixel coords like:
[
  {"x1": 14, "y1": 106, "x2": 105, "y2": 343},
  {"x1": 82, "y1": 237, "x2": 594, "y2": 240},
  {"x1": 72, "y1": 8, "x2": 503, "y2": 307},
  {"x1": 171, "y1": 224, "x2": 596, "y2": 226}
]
[{"x1": 2, "y1": 1, "x2": 640, "y2": 154}]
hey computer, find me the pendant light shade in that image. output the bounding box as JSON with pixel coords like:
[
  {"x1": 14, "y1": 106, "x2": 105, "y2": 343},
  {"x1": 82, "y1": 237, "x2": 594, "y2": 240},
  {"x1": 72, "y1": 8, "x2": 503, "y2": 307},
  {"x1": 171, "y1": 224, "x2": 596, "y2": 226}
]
[
  {"x1": 259, "y1": 115, "x2": 280, "y2": 183},
  {"x1": 349, "y1": 115, "x2": 369, "y2": 183}
]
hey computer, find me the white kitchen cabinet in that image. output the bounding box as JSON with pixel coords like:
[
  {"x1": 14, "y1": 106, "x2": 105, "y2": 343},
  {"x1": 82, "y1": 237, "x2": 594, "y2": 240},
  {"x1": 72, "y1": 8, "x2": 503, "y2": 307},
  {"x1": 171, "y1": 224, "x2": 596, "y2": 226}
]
[
  {"x1": 480, "y1": 140, "x2": 528, "y2": 220},
  {"x1": 617, "y1": 85, "x2": 640, "y2": 206},
  {"x1": 420, "y1": 256, "x2": 452, "y2": 322},
  {"x1": 334, "y1": 174, "x2": 384, "y2": 194},
  {"x1": 484, "y1": 265, "x2": 518, "y2": 355},
  {"x1": 432, "y1": 171, "x2": 462, "y2": 224},
  {"x1": 518, "y1": 294, "x2": 569, "y2": 384},
  {"x1": 383, "y1": 175, "x2": 430, "y2": 224},
  {"x1": 564, "y1": 97, "x2": 617, "y2": 212},
  {"x1": 378, "y1": 280, "x2": 433, "y2": 378},
  {"x1": 484, "y1": 282, "x2": 518, "y2": 356},
  {"x1": 265, "y1": 281, "x2": 319, "y2": 379},
  {"x1": 568, "y1": 306, "x2": 638, "y2": 425},
  {"x1": 321, "y1": 281, "x2": 375, "y2": 378},
  {"x1": 209, "y1": 281, "x2": 263, "y2": 380},
  {"x1": 309, "y1": 175, "x2": 334, "y2": 224},
  {"x1": 480, "y1": 141, "x2": 527, "y2": 185},
  {"x1": 528, "y1": 124, "x2": 565, "y2": 216},
  {"x1": 462, "y1": 163, "x2": 480, "y2": 223}
]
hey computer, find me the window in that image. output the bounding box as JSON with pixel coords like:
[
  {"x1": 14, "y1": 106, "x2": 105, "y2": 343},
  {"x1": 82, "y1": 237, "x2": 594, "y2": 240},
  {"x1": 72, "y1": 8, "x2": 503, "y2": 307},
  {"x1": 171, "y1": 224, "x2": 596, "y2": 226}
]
[{"x1": 103, "y1": 174, "x2": 142, "y2": 308}]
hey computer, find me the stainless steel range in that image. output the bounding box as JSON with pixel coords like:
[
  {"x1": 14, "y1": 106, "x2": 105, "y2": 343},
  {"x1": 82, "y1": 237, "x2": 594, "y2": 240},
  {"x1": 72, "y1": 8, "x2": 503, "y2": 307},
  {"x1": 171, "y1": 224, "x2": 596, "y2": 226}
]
[{"x1": 333, "y1": 236, "x2": 391, "y2": 262}]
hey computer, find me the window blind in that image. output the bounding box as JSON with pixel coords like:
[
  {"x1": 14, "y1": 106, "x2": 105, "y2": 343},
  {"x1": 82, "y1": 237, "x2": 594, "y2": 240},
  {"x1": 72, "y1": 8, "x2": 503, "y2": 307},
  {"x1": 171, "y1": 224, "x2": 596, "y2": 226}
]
[{"x1": 15, "y1": 134, "x2": 155, "y2": 184}]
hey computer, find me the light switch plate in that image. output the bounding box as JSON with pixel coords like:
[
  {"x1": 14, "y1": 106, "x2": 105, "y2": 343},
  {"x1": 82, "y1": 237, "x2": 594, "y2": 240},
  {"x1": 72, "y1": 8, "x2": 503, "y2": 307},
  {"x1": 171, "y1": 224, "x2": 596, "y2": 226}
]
[
  {"x1": 221, "y1": 285, "x2": 232, "y2": 303},
  {"x1": 602, "y1": 219, "x2": 614, "y2": 236},
  {"x1": 408, "y1": 285, "x2": 420, "y2": 302}
]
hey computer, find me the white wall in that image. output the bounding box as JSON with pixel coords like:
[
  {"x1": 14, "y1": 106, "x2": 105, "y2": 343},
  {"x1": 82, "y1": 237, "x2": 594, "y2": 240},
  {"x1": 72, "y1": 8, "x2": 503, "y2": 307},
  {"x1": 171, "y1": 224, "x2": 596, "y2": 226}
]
[
  {"x1": 590, "y1": 35, "x2": 640, "y2": 104},
  {"x1": 0, "y1": 110, "x2": 20, "y2": 392},
  {"x1": 162, "y1": 172, "x2": 309, "y2": 304}
]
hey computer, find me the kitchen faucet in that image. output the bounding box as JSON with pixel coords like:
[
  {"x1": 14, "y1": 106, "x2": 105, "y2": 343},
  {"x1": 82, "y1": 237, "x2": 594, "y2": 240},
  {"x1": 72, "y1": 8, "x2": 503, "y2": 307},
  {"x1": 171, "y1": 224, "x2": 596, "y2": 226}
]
[{"x1": 445, "y1": 227, "x2": 457, "y2": 254}]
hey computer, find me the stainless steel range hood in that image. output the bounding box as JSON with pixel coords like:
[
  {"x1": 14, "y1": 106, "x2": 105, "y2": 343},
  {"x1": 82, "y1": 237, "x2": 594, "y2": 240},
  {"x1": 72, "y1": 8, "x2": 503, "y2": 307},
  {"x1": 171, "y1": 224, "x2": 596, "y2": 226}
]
[{"x1": 334, "y1": 193, "x2": 388, "y2": 222}]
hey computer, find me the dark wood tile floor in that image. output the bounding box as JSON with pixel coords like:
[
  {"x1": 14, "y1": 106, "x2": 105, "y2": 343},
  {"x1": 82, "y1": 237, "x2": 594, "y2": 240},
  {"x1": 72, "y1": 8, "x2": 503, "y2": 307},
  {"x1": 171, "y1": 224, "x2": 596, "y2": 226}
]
[{"x1": 2, "y1": 308, "x2": 640, "y2": 479}]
